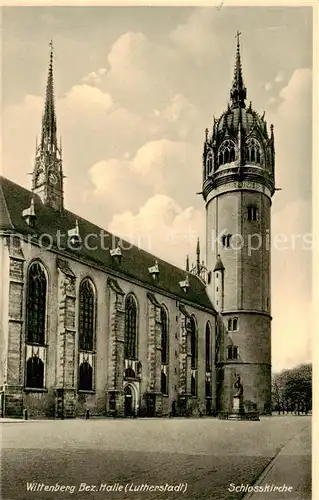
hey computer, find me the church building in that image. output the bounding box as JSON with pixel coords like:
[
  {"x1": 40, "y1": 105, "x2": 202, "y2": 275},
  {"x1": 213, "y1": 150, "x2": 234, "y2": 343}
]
[{"x1": 0, "y1": 35, "x2": 275, "y2": 418}]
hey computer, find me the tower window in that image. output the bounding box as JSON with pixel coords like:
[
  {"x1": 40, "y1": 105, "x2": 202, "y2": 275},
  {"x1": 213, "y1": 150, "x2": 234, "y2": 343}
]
[
  {"x1": 227, "y1": 345, "x2": 238, "y2": 360},
  {"x1": 228, "y1": 317, "x2": 238, "y2": 331},
  {"x1": 248, "y1": 206, "x2": 259, "y2": 221},
  {"x1": 221, "y1": 234, "x2": 232, "y2": 248},
  {"x1": 218, "y1": 140, "x2": 236, "y2": 166},
  {"x1": 246, "y1": 138, "x2": 262, "y2": 164},
  {"x1": 207, "y1": 271, "x2": 212, "y2": 284}
]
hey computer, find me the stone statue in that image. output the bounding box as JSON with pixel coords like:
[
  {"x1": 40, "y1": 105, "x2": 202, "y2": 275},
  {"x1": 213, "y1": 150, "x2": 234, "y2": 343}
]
[{"x1": 234, "y1": 374, "x2": 243, "y2": 398}]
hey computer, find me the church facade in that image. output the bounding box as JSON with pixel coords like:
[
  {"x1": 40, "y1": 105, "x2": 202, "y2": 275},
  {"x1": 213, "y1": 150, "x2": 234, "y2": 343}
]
[{"x1": 0, "y1": 36, "x2": 275, "y2": 419}]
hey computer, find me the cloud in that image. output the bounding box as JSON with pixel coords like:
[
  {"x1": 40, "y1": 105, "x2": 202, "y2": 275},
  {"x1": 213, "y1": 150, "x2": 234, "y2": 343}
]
[
  {"x1": 108, "y1": 194, "x2": 204, "y2": 266},
  {"x1": 274, "y1": 70, "x2": 285, "y2": 83},
  {"x1": 86, "y1": 138, "x2": 200, "y2": 219},
  {"x1": 62, "y1": 84, "x2": 113, "y2": 115},
  {"x1": 82, "y1": 68, "x2": 107, "y2": 86},
  {"x1": 268, "y1": 68, "x2": 312, "y2": 204}
]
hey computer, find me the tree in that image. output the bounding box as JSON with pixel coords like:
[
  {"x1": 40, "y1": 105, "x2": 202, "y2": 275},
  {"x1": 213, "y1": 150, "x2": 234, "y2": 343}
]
[{"x1": 272, "y1": 363, "x2": 312, "y2": 415}]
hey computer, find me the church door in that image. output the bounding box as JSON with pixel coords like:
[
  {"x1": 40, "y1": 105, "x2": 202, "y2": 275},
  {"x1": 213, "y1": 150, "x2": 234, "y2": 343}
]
[{"x1": 124, "y1": 386, "x2": 133, "y2": 417}]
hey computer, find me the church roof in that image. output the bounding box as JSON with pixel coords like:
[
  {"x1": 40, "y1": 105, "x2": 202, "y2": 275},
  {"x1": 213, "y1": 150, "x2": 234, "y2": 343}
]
[{"x1": 0, "y1": 176, "x2": 216, "y2": 313}]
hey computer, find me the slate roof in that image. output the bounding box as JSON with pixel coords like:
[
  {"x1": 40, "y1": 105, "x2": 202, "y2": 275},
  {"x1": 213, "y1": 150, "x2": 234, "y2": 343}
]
[{"x1": 0, "y1": 176, "x2": 216, "y2": 313}]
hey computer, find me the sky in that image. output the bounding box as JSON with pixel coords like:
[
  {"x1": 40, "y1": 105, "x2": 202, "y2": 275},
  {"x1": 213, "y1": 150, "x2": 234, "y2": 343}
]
[{"x1": 1, "y1": 5, "x2": 313, "y2": 373}]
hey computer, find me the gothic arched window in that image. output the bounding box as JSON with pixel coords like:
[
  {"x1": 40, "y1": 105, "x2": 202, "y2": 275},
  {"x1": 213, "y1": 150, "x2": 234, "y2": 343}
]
[
  {"x1": 205, "y1": 322, "x2": 212, "y2": 372},
  {"x1": 79, "y1": 361, "x2": 93, "y2": 391},
  {"x1": 161, "y1": 307, "x2": 168, "y2": 364},
  {"x1": 26, "y1": 262, "x2": 47, "y2": 345},
  {"x1": 124, "y1": 294, "x2": 138, "y2": 359},
  {"x1": 218, "y1": 140, "x2": 236, "y2": 166},
  {"x1": 79, "y1": 279, "x2": 95, "y2": 351},
  {"x1": 205, "y1": 152, "x2": 213, "y2": 177},
  {"x1": 246, "y1": 138, "x2": 262, "y2": 164},
  {"x1": 190, "y1": 316, "x2": 198, "y2": 370},
  {"x1": 26, "y1": 355, "x2": 44, "y2": 388}
]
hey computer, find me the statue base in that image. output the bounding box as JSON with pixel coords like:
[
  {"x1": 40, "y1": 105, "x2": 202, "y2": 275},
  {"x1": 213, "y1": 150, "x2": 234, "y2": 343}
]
[
  {"x1": 232, "y1": 396, "x2": 244, "y2": 414},
  {"x1": 227, "y1": 397, "x2": 259, "y2": 421}
]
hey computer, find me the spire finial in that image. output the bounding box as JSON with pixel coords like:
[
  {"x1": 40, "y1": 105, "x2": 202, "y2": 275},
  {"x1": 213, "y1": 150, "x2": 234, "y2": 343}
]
[
  {"x1": 230, "y1": 31, "x2": 247, "y2": 109},
  {"x1": 41, "y1": 40, "x2": 57, "y2": 152},
  {"x1": 196, "y1": 238, "x2": 200, "y2": 275},
  {"x1": 186, "y1": 254, "x2": 190, "y2": 272}
]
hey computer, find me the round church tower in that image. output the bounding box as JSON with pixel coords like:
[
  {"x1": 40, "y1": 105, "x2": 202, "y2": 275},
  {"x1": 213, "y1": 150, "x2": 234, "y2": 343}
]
[{"x1": 202, "y1": 34, "x2": 275, "y2": 415}]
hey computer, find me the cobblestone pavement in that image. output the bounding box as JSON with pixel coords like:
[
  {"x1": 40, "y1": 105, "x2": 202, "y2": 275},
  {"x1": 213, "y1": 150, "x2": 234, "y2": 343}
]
[{"x1": 1, "y1": 416, "x2": 311, "y2": 500}]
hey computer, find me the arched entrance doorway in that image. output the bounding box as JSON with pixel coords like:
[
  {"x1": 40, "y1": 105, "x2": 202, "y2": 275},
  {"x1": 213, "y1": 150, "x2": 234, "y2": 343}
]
[{"x1": 124, "y1": 385, "x2": 133, "y2": 417}]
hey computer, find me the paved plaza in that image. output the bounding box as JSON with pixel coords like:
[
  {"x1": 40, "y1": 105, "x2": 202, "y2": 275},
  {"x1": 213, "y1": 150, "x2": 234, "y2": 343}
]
[{"x1": 1, "y1": 416, "x2": 311, "y2": 500}]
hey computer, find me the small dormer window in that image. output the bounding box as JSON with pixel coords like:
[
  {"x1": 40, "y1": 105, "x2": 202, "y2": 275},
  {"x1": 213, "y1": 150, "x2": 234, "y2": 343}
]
[
  {"x1": 148, "y1": 261, "x2": 159, "y2": 280},
  {"x1": 68, "y1": 220, "x2": 81, "y2": 247},
  {"x1": 218, "y1": 140, "x2": 236, "y2": 166},
  {"x1": 22, "y1": 198, "x2": 36, "y2": 227},
  {"x1": 110, "y1": 246, "x2": 122, "y2": 265},
  {"x1": 179, "y1": 276, "x2": 189, "y2": 292}
]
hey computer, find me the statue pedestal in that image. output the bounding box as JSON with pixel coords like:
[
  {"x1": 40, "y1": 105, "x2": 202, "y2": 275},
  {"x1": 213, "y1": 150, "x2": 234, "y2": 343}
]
[{"x1": 232, "y1": 396, "x2": 244, "y2": 415}]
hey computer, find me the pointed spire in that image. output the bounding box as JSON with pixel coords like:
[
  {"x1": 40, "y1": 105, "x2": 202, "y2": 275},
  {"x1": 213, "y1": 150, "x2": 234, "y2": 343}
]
[
  {"x1": 230, "y1": 31, "x2": 247, "y2": 109},
  {"x1": 186, "y1": 254, "x2": 190, "y2": 272},
  {"x1": 196, "y1": 238, "x2": 200, "y2": 275},
  {"x1": 32, "y1": 42, "x2": 64, "y2": 212},
  {"x1": 41, "y1": 40, "x2": 58, "y2": 152}
]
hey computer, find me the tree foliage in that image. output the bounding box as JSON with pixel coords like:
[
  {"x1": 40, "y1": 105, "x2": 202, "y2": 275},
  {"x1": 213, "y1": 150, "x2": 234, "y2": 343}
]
[{"x1": 272, "y1": 363, "x2": 312, "y2": 414}]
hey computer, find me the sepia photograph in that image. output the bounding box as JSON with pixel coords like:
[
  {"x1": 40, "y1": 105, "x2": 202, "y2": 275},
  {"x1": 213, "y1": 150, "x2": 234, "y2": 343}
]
[{"x1": 0, "y1": 3, "x2": 313, "y2": 499}]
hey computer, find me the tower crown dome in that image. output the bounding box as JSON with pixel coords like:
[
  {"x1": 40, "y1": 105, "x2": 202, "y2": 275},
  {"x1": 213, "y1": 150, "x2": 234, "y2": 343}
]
[
  {"x1": 201, "y1": 32, "x2": 275, "y2": 200},
  {"x1": 214, "y1": 104, "x2": 268, "y2": 140}
]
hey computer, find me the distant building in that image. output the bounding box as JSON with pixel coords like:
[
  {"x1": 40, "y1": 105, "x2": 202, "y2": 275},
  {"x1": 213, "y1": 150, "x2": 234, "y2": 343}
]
[{"x1": 0, "y1": 34, "x2": 275, "y2": 418}]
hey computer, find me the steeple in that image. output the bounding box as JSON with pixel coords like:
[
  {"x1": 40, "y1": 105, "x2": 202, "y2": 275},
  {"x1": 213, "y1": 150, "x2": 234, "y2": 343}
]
[
  {"x1": 230, "y1": 31, "x2": 247, "y2": 110},
  {"x1": 196, "y1": 237, "x2": 200, "y2": 276},
  {"x1": 32, "y1": 41, "x2": 64, "y2": 212},
  {"x1": 186, "y1": 255, "x2": 190, "y2": 272}
]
